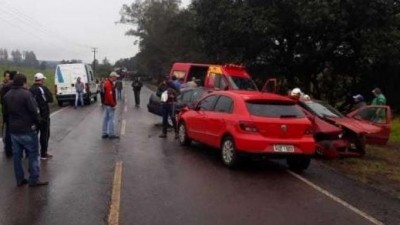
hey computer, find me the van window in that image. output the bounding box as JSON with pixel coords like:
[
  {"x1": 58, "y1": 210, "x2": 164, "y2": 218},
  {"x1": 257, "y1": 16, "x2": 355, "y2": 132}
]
[
  {"x1": 227, "y1": 76, "x2": 258, "y2": 91},
  {"x1": 211, "y1": 74, "x2": 226, "y2": 90}
]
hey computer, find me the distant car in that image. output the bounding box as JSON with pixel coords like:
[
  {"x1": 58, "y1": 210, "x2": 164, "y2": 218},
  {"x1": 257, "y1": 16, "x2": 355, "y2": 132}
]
[
  {"x1": 298, "y1": 99, "x2": 391, "y2": 158},
  {"x1": 177, "y1": 91, "x2": 316, "y2": 170},
  {"x1": 147, "y1": 87, "x2": 210, "y2": 117}
]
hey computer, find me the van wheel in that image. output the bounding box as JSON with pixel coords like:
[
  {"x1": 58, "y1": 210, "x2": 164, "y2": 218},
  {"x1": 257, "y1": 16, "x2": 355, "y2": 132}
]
[
  {"x1": 57, "y1": 100, "x2": 63, "y2": 107},
  {"x1": 84, "y1": 93, "x2": 91, "y2": 105},
  {"x1": 221, "y1": 136, "x2": 239, "y2": 168},
  {"x1": 287, "y1": 156, "x2": 311, "y2": 172}
]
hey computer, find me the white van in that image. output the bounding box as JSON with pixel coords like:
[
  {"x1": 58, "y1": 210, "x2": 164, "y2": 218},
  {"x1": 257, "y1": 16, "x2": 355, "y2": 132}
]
[{"x1": 54, "y1": 63, "x2": 98, "y2": 106}]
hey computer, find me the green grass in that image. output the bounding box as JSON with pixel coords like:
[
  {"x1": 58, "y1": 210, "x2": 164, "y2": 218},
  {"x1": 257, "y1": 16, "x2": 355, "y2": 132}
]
[
  {"x1": 389, "y1": 117, "x2": 400, "y2": 143},
  {"x1": 0, "y1": 64, "x2": 55, "y2": 90}
]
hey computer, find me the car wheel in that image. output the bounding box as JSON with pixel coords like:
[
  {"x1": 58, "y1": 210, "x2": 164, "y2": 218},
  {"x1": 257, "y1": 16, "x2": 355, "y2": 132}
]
[
  {"x1": 221, "y1": 136, "x2": 239, "y2": 168},
  {"x1": 287, "y1": 156, "x2": 311, "y2": 172},
  {"x1": 178, "y1": 122, "x2": 191, "y2": 146},
  {"x1": 57, "y1": 100, "x2": 63, "y2": 107}
]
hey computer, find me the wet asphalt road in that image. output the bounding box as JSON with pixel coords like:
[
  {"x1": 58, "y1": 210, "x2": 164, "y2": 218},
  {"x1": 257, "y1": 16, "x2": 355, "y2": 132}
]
[{"x1": 0, "y1": 83, "x2": 399, "y2": 225}]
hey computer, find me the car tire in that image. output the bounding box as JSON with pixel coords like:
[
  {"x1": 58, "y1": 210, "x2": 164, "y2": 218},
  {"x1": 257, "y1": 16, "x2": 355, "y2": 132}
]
[
  {"x1": 221, "y1": 136, "x2": 239, "y2": 168},
  {"x1": 178, "y1": 122, "x2": 191, "y2": 146},
  {"x1": 354, "y1": 135, "x2": 366, "y2": 156},
  {"x1": 287, "y1": 156, "x2": 311, "y2": 172},
  {"x1": 57, "y1": 100, "x2": 63, "y2": 107}
]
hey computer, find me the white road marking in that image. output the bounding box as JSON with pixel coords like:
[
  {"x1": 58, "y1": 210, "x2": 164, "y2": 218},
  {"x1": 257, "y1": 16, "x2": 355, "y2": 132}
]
[
  {"x1": 120, "y1": 120, "x2": 126, "y2": 136},
  {"x1": 49, "y1": 106, "x2": 69, "y2": 117},
  {"x1": 287, "y1": 170, "x2": 384, "y2": 225}
]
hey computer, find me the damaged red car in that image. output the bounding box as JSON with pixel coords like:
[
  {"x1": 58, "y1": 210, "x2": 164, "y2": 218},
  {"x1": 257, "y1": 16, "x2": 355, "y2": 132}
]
[{"x1": 298, "y1": 100, "x2": 391, "y2": 158}]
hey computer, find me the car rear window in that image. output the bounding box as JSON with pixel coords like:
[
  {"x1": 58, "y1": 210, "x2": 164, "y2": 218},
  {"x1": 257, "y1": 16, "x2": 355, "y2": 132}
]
[{"x1": 246, "y1": 101, "x2": 305, "y2": 118}]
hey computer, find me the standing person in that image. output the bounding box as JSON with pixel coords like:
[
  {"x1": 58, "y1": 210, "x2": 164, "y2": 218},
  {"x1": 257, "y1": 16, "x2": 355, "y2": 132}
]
[
  {"x1": 115, "y1": 78, "x2": 123, "y2": 100},
  {"x1": 159, "y1": 81, "x2": 179, "y2": 139},
  {"x1": 75, "y1": 77, "x2": 84, "y2": 108},
  {"x1": 102, "y1": 72, "x2": 119, "y2": 139},
  {"x1": 371, "y1": 88, "x2": 386, "y2": 105},
  {"x1": 351, "y1": 94, "x2": 366, "y2": 111},
  {"x1": 131, "y1": 76, "x2": 143, "y2": 107},
  {"x1": 29, "y1": 73, "x2": 54, "y2": 160},
  {"x1": 171, "y1": 75, "x2": 181, "y2": 90},
  {"x1": 0, "y1": 70, "x2": 10, "y2": 89},
  {"x1": 99, "y1": 78, "x2": 105, "y2": 105},
  {"x1": 1, "y1": 70, "x2": 17, "y2": 158},
  {"x1": 3, "y1": 74, "x2": 48, "y2": 187}
]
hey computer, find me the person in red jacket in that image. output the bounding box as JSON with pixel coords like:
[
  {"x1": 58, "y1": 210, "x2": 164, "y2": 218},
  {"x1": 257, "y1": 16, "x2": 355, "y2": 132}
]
[{"x1": 102, "y1": 72, "x2": 119, "y2": 139}]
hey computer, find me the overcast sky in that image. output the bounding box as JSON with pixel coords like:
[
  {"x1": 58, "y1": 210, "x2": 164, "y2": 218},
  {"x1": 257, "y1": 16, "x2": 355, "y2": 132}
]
[{"x1": 0, "y1": 0, "x2": 191, "y2": 64}]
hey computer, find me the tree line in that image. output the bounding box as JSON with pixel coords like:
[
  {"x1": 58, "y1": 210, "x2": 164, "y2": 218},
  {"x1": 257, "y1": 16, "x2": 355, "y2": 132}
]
[
  {"x1": 119, "y1": 0, "x2": 400, "y2": 111},
  {"x1": 0, "y1": 48, "x2": 48, "y2": 70}
]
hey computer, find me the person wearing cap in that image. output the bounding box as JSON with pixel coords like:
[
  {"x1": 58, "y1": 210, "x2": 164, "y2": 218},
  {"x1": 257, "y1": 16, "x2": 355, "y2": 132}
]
[
  {"x1": 3, "y1": 73, "x2": 48, "y2": 187},
  {"x1": 371, "y1": 88, "x2": 386, "y2": 105},
  {"x1": 351, "y1": 94, "x2": 366, "y2": 111},
  {"x1": 29, "y1": 73, "x2": 54, "y2": 160},
  {"x1": 102, "y1": 72, "x2": 119, "y2": 139},
  {"x1": 75, "y1": 77, "x2": 85, "y2": 109}
]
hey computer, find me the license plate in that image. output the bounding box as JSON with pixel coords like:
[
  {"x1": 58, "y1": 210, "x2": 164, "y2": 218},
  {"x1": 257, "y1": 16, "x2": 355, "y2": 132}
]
[{"x1": 273, "y1": 145, "x2": 294, "y2": 153}]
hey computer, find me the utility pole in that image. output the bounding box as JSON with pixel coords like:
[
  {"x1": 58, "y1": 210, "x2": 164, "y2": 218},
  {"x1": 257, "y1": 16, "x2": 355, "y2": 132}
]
[{"x1": 92, "y1": 47, "x2": 97, "y2": 77}]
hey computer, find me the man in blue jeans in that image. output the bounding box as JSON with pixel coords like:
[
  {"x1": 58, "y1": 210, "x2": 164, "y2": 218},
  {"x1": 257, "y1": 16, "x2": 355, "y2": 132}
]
[
  {"x1": 102, "y1": 72, "x2": 119, "y2": 139},
  {"x1": 75, "y1": 77, "x2": 85, "y2": 108},
  {"x1": 3, "y1": 74, "x2": 48, "y2": 187}
]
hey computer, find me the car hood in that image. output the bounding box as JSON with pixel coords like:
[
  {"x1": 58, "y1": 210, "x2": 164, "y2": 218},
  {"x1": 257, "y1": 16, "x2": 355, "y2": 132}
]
[{"x1": 325, "y1": 117, "x2": 381, "y2": 134}]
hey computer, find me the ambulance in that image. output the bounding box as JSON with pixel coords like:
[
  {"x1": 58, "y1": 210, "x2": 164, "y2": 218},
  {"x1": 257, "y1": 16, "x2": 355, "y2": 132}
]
[
  {"x1": 54, "y1": 63, "x2": 98, "y2": 106},
  {"x1": 169, "y1": 63, "x2": 258, "y2": 91}
]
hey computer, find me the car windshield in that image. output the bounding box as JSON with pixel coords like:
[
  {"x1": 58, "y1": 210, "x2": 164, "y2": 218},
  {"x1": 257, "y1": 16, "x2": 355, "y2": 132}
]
[
  {"x1": 226, "y1": 76, "x2": 258, "y2": 91},
  {"x1": 303, "y1": 101, "x2": 344, "y2": 118},
  {"x1": 246, "y1": 101, "x2": 305, "y2": 118}
]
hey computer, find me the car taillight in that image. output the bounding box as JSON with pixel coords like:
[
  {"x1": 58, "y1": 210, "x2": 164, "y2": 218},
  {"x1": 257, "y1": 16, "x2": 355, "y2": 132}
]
[
  {"x1": 304, "y1": 126, "x2": 314, "y2": 136},
  {"x1": 239, "y1": 121, "x2": 258, "y2": 133}
]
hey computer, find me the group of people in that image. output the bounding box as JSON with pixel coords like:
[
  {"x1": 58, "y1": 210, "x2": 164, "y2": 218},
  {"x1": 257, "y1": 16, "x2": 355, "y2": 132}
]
[
  {"x1": 289, "y1": 86, "x2": 387, "y2": 111},
  {"x1": 1, "y1": 70, "x2": 53, "y2": 187}
]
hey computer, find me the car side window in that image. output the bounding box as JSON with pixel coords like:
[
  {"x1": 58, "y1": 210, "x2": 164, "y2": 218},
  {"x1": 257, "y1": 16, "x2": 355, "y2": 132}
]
[
  {"x1": 191, "y1": 89, "x2": 205, "y2": 102},
  {"x1": 181, "y1": 90, "x2": 192, "y2": 103},
  {"x1": 214, "y1": 96, "x2": 233, "y2": 113},
  {"x1": 198, "y1": 95, "x2": 218, "y2": 111}
]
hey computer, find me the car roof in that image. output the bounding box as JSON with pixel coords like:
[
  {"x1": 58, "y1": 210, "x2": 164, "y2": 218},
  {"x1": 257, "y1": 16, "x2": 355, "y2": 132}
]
[{"x1": 213, "y1": 90, "x2": 295, "y2": 103}]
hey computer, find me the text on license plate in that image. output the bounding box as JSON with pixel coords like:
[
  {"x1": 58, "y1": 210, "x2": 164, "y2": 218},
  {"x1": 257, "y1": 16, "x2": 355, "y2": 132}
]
[{"x1": 273, "y1": 145, "x2": 294, "y2": 153}]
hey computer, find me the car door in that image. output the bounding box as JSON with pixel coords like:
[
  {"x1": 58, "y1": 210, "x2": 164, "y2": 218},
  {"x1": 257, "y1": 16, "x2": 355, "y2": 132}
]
[
  {"x1": 261, "y1": 78, "x2": 277, "y2": 93},
  {"x1": 205, "y1": 95, "x2": 234, "y2": 147},
  {"x1": 187, "y1": 95, "x2": 219, "y2": 143},
  {"x1": 347, "y1": 106, "x2": 391, "y2": 145}
]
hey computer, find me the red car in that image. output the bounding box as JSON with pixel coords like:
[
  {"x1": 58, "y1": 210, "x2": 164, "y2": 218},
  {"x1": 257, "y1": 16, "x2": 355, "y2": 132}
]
[
  {"x1": 298, "y1": 99, "x2": 391, "y2": 158},
  {"x1": 177, "y1": 91, "x2": 316, "y2": 171}
]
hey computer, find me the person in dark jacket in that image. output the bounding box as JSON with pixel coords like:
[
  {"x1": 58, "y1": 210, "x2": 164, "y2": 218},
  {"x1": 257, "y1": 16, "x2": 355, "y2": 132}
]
[
  {"x1": 159, "y1": 81, "x2": 179, "y2": 138},
  {"x1": 0, "y1": 70, "x2": 17, "y2": 157},
  {"x1": 3, "y1": 74, "x2": 48, "y2": 187},
  {"x1": 131, "y1": 76, "x2": 143, "y2": 107},
  {"x1": 29, "y1": 73, "x2": 54, "y2": 160},
  {"x1": 115, "y1": 78, "x2": 123, "y2": 100}
]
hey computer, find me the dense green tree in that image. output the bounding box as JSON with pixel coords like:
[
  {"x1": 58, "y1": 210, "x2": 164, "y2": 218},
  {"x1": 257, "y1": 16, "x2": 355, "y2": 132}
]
[{"x1": 11, "y1": 50, "x2": 22, "y2": 65}]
